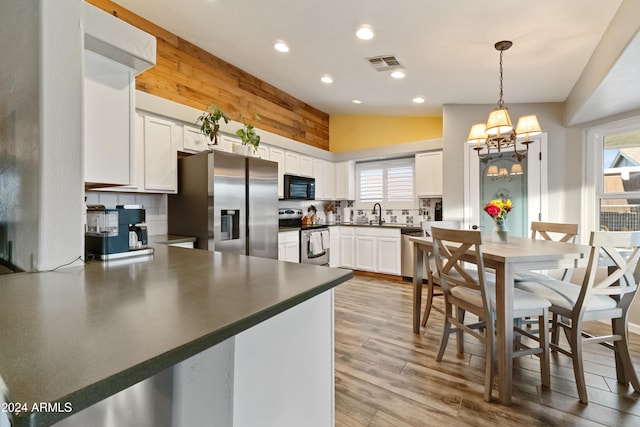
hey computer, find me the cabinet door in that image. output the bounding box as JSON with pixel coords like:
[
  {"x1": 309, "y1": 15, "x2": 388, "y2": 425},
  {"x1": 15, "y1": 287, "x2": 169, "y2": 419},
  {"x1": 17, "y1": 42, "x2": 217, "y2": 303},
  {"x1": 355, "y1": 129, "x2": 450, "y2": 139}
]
[
  {"x1": 278, "y1": 231, "x2": 300, "y2": 263},
  {"x1": 218, "y1": 135, "x2": 239, "y2": 153},
  {"x1": 144, "y1": 115, "x2": 178, "y2": 192},
  {"x1": 84, "y1": 50, "x2": 133, "y2": 186},
  {"x1": 355, "y1": 235, "x2": 376, "y2": 272},
  {"x1": 340, "y1": 234, "x2": 354, "y2": 269},
  {"x1": 256, "y1": 144, "x2": 269, "y2": 160},
  {"x1": 335, "y1": 161, "x2": 355, "y2": 200},
  {"x1": 269, "y1": 147, "x2": 285, "y2": 199},
  {"x1": 329, "y1": 227, "x2": 340, "y2": 267},
  {"x1": 183, "y1": 124, "x2": 208, "y2": 152},
  {"x1": 377, "y1": 236, "x2": 401, "y2": 275},
  {"x1": 415, "y1": 151, "x2": 443, "y2": 197},
  {"x1": 284, "y1": 242, "x2": 299, "y2": 263},
  {"x1": 284, "y1": 151, "x2": 301, "y2": 175},
  {"x1": 313, "y1": 158, "x2": 324, "y2": 200},
  {"x1": 300, "y1": 155, "x2": 313, "y2": 177},
  {"x1": 323, "y1": 162, "x2": 336, "y2": 200}
]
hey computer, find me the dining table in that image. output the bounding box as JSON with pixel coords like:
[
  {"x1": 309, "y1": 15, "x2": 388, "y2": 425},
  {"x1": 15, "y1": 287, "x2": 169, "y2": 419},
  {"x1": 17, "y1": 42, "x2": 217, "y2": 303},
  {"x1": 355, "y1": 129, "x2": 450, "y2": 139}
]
[{"x1": 410, "y1": 234, "x2": 589, "y2": 405}]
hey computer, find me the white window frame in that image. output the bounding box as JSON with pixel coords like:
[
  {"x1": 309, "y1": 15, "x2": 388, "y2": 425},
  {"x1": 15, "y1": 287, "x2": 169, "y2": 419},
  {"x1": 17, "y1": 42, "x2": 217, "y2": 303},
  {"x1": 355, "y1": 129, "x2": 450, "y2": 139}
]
[
  {"x1": 355, "y1": 157, "x2": 416, "y2": 210},
  {"x1": 584, "y1": 115, "x2": 640, "y2": 237}
]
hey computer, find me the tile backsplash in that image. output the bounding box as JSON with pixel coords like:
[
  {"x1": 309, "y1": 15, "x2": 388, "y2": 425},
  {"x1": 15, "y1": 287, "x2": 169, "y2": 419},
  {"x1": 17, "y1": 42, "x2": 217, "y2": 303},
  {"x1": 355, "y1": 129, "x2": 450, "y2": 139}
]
[
  {"x1": 85, "y1": 192, "x2": 168, "y2": 236},
  {"x1": 330, "y1": 198, "x2": 442, "y2": 225}
]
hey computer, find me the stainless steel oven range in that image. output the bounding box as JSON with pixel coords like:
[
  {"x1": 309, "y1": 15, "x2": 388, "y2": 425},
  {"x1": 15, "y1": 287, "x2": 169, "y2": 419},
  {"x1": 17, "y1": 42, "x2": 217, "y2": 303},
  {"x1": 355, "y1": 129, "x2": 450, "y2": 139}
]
[{"x1": 279, "y1": 208, "x2": 330, "y2": 266}]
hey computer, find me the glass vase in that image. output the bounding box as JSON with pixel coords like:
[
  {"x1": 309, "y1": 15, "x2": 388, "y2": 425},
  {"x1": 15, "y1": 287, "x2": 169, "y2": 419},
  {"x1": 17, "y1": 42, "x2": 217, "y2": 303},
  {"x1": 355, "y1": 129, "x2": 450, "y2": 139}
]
[{"x1": 492, "y1": 220, "x2": 510, "y2": 243}]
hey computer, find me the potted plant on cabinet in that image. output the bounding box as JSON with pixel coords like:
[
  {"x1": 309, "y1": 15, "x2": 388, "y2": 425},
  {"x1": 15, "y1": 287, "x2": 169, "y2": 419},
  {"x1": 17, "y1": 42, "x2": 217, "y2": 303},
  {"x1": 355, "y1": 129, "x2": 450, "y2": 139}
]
[
  {"x1": 235, "y1": 115, "x2": 261, "y2": 156},
  {"x1": 196, "y1": 104, "x2": 230, "y2": 148}
]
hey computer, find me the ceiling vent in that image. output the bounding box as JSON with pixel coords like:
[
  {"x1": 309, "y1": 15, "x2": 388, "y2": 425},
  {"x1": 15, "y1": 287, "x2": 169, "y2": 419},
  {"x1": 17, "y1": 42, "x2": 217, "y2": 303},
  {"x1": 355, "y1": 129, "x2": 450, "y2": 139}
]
[{"x1": 366, "y1": 55, "x2": 402, "y2": 72}]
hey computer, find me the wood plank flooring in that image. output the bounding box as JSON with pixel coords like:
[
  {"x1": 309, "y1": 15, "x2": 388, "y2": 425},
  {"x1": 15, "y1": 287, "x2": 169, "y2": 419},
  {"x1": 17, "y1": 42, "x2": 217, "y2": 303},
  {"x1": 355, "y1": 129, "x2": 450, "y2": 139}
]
[{"x1": 334, "y1": 273, "x2": 640, "y2": 427}]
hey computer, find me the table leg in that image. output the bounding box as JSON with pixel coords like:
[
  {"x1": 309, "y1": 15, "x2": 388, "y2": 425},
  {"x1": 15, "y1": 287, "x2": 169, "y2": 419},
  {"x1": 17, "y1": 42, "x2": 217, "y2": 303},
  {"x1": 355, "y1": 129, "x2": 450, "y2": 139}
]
[
  {"x1": 413, "y1": 243, "x2": 424, "y2": 334},
  {"x1": 496, "y1": 263, "x2": 514, "y2": 405}
]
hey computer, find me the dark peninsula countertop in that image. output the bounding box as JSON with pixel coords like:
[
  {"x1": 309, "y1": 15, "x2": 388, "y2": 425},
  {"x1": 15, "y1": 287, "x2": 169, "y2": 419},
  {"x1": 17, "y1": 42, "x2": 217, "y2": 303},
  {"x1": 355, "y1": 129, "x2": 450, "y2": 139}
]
[{"x1": 0, "y1": 245, "x2": 352, "y2": 426}]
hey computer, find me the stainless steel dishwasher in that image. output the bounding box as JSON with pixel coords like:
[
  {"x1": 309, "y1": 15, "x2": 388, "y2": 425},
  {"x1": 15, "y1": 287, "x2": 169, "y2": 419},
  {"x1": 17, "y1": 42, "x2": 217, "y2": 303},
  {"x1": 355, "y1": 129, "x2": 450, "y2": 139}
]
[{"x1": 401, "y1": 230, "x2": 427, "y2": 280}]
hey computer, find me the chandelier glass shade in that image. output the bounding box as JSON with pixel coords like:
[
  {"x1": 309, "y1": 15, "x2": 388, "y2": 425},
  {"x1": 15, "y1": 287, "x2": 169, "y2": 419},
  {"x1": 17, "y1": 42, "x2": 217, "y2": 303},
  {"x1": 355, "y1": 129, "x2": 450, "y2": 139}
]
[{"x1": 468, "y1": 41, "x2": 542, "y2": 160}]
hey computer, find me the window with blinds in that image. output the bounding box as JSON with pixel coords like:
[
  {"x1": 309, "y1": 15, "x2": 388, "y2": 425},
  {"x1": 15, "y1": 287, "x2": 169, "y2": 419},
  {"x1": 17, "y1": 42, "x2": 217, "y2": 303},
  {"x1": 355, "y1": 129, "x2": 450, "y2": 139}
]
[{"x1": 356, "y1": 158, "x2": 415, "y2": 209}]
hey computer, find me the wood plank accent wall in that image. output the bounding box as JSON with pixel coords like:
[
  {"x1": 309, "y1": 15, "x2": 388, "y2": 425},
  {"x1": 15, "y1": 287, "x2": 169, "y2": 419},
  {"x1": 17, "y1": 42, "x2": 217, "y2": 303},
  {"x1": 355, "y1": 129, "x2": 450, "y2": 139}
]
[{"x1": 86, "y1": 0, "x2": 330, "y2": 150}]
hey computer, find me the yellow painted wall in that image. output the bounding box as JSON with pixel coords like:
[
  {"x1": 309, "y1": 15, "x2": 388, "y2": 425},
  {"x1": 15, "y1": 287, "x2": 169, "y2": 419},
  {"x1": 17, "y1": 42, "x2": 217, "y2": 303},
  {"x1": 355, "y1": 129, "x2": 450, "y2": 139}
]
[{"x1": 329, "y1": 115, "x2": 443, "y2": 152}]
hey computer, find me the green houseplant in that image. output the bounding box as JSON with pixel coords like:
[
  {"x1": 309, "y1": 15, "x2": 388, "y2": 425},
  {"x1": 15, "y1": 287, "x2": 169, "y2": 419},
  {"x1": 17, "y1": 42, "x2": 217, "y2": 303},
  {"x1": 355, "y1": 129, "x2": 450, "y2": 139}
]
[
  {"x1": 196, "y1": 104, "x2": 229, "y2": 146},
  {"x1": 235, "y1": 115, "x2": 261, "y2": 152}
]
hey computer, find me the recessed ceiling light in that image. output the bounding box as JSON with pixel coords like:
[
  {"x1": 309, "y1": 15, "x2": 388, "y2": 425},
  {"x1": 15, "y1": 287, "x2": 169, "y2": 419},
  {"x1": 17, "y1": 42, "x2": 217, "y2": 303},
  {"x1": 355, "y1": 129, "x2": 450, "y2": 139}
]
[
  {"x1": 321, "y1": 75, "x2": 333, "y2": 84},
  {"x1": 356, "y1": 25, "x2": 374, "y2": 41},
  {"x1": 274, "y1": 40, "x2": 289, "y2": 53},
  {"x1": 413, "y1": 97, "x2": 425, "y2": 104},
  {"x1": 390, "y1": 70, "x2": 406, "y2": 79},
  {"x1": 352, "y1": 99, "x2": 362, "y2": 104}
]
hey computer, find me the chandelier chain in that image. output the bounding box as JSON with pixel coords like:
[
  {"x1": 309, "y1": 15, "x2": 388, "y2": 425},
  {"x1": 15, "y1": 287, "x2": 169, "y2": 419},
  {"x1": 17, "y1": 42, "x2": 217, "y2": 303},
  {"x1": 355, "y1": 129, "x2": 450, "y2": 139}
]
[{"x1": 498, "y1": 49, "x2": 504, "y2": 109}]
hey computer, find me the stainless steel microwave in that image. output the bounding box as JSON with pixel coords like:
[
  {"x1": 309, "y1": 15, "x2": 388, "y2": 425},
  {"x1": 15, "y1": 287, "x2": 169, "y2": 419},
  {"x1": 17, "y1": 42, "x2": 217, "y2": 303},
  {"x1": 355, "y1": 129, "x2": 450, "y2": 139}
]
[{"x1": 283, "y1": 174, "x2": 315, "y2": 200}]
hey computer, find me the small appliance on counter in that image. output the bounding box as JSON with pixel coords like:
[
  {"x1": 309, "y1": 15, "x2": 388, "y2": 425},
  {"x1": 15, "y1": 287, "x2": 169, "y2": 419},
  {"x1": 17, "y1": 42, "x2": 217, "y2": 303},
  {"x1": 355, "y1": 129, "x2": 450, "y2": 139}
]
[{"x1": 85, "y1": 204, "x2": 154, "y2": 260}]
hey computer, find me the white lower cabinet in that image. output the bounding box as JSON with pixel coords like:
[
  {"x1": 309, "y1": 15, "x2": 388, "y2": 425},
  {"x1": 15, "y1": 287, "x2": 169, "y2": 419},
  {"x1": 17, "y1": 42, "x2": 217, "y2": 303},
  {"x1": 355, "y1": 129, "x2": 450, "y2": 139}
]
[
  {"x1": 329, "y1": 226, "x2": 340, "y2": 267},
  {"x1": 376, "y1": 235, "x2": 402, "y2": 275},
  {"x1": 278, "y1": 231, "x2": 300, "y2": 263},
  {"x1": 339, "y1": 226, "x2": 401, "y2": 275},
  {"x1": 339, "y1": 227, "x2": 355, "y2": 269},
  {"x1": 355, "y1": 234, "x2": 376, "y2": 271}
]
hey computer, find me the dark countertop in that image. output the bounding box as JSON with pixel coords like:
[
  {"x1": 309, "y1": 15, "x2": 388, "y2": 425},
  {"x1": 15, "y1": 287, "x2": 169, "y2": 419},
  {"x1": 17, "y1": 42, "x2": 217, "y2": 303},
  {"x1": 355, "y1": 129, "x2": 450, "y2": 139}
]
[
  {"x1": 335, "y1": 223, "x2": 423, "y2": 233},
  {"x1": 149, "y1": 234, "x2": 197, "y2": 245},
  {"x1": 0, "y1": 245, "x2": 352, "y2": 426}
]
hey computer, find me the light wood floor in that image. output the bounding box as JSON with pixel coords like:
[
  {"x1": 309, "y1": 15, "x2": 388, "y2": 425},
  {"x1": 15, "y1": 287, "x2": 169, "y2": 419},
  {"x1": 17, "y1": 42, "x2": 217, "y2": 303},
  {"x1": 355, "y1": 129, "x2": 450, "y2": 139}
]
[{"x1": 334, "y1": 273, "x2": 640, "y2": 427}]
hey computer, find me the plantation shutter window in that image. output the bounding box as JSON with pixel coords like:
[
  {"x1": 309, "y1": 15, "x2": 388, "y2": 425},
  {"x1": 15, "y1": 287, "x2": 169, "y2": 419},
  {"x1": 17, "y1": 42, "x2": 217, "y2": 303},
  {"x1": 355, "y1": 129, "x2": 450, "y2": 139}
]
[{"x1": 356, "y1": 158, "x2": 415, "y2": 209}]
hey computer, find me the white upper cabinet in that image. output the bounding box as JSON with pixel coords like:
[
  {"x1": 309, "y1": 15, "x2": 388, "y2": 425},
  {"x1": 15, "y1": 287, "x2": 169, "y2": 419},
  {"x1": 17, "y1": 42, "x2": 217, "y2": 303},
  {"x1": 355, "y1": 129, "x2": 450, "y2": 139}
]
[
  {"x1": 313, "y1": 158, "x2": 325, "y2": 200},
  {"x1": 143, "y1": 115, "x2": 178, "y2": 193},
  {"x1": 323, "y1": 161, "x2": 336, "y2": 200},
  {"x1": 83, "y1": 50, "x2": 134, "y2": 186},
  {"x1": 415, "y1": 151, "x2": 443, "y2": 197},
  {"x1": 82, "y1": 2, "x2": 156, "y2": 187},
  {"x1": 183, "y1": 124, "x2": 209, "y2": 152},
  {"x1": 284, "y1": 151, "x2": 301, "y2": 175},
  {"x1": 256, "y1": 144, "x2": 269, "y2": 160},
  {"x1": 299, "y1": 155, "x2": 313, "y2": 177},
  {"x1": 335, "y1": 161, "x2": 355, "y2": 200},
  {"x1": 269, "y1": 147, "x2": 285, "y2": 199}
]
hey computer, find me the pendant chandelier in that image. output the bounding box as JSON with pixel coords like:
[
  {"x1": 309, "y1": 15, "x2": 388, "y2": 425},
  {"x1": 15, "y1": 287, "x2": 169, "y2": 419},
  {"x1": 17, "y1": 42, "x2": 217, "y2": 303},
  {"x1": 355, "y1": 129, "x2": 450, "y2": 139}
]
[{"x1": 467, "y1": 41, "x2": 542, "y2": 160}]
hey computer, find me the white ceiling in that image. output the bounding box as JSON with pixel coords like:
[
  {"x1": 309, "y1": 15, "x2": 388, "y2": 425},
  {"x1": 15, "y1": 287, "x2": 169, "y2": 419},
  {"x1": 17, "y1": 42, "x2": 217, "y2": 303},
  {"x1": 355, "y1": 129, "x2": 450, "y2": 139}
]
[{"x1": 114, "y1": 0, "x2": 624, "y2": 116}]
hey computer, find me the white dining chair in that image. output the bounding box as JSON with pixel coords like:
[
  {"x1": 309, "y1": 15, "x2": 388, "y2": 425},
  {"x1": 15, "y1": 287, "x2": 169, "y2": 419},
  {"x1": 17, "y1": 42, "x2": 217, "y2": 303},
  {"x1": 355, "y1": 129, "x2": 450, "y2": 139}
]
[
  {"x1": 430, "y1": 227, "x2": 551, "y2": 402},
  {"x1": 514, "y1": 221, "x2": 579, "y2": 282},
  {"x1": 516, "y1": 230, "x2": 640, "y2": 403},
  {"x1": 420, "y1": 220, "x2": 461, "y2": 327}
]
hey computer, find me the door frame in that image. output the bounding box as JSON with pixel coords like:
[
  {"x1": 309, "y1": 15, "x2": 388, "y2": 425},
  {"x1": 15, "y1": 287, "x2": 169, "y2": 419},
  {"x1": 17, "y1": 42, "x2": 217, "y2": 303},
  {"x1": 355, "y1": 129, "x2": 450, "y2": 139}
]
[{"x1": 464, "y1": 133, "x2": 548, "y2": 232}]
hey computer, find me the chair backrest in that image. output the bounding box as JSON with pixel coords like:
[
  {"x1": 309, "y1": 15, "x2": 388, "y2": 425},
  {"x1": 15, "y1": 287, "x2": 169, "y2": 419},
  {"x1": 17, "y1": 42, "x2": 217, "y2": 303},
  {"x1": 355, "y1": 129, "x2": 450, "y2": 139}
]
[
  {"x1": 530, "y1": 221, "x2": 579, "y2": 243},
  {"x1": 422, "y1": 220, "x2": 461, "y2": 237},
  {"x1": 579, "y1": 230, "x2": 640, "y2": 314},
  {"x1": 430, "y1": 227, "x2": 492, "y2": 314}
]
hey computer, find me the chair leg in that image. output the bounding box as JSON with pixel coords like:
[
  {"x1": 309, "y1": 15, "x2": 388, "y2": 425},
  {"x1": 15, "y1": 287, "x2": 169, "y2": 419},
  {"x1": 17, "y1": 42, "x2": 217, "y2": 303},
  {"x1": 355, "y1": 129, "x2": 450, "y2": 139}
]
[
  {"x1": 550, "y1": 313, "x2": 560, "y2": 348},
  {"x1": 539, "y1": 311, "x2": 550, "y2": 388},
  {"x1": 484, "y1": 324, "x2": 495, "y2": 402},
  {"x1": 421, "y1": 280, "x2": 435, "y2": 327},
  {"x1": 456, "y1": 308, "x2": 466, "y2": 356},
  {"x1": 569, "y1": 320, "x2": 588, "y2": 404},
  {"x1": 437, "y1": 302, "x2": 453, "y2": 362},
  {"x1": 612, "y1": 317, "x2": 640, "y2": 392}
]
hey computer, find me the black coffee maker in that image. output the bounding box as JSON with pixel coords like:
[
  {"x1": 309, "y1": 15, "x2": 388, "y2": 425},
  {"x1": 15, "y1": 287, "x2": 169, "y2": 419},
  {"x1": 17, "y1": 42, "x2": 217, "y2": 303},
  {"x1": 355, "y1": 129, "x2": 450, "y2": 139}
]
[{"x1": 85, "y1": 205, "x2": 153, "y2": 260}]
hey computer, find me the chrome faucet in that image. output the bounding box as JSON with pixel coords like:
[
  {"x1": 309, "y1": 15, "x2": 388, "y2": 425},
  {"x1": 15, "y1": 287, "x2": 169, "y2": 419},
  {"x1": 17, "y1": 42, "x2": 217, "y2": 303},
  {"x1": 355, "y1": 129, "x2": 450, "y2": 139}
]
[{"x1": 373, "y1": 202, "x2": 384, "y2": 226}]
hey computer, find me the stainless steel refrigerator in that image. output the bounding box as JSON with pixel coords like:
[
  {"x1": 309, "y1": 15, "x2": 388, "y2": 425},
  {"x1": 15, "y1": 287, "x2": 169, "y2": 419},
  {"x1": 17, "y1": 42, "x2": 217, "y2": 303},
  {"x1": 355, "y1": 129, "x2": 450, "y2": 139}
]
[{"x1": 168, "y1": 150, "x2": 278, "y2": 259}]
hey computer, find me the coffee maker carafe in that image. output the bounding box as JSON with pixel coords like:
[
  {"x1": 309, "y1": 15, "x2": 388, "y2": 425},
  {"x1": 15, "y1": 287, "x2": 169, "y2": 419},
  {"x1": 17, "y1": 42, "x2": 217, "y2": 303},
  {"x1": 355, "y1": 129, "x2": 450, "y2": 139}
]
[{"x1": 85, "y1": 205, "x2": 154, "y2": 260}]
